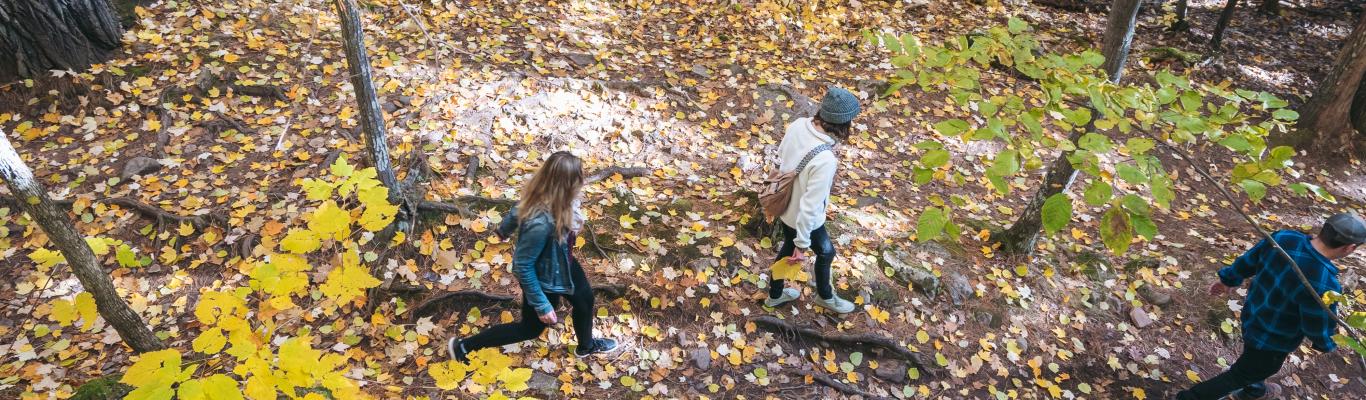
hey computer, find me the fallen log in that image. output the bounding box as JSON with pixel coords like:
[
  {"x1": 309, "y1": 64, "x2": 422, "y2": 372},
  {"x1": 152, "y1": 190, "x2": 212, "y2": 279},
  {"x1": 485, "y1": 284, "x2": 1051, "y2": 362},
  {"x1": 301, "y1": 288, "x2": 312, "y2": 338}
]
[{"x1": 752, "y1": 315, "x2": 933, "y2": 373}]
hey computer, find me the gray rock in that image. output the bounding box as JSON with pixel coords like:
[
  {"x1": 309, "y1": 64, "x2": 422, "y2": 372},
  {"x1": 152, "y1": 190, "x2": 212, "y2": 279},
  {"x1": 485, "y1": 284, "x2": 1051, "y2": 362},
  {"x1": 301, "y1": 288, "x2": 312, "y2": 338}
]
[
  {"x1": 1130, "y1": 307, "x2": 1154, "y2": 328},
  {"x1": 690, "y1": 64, "x2": 711, "y2": 78},
  {"x1": 946, "y1": 273, "x2": 972, "y2": 306},
  {"x1": 121, "y1": 157, "x2": 161, "y2": 179},
  {"x1": 881, "y1": 248, "x2": 939, "y2": 297},
  {"x1": 566, "y1": 52, "x2": 596, "y2": 67},
  {"x1": 691, "y1": 348, "x2": 712, "y2": 370},
  {"x1": 856, "y1": 79, "x2": 890, "y2": 98},
  {"x1": 873, "y1": 360, "x2": 907, "y2": 384},
  {"x1": 1015, "y1": 336, "x2": 1029, "y2": 354},
  {"x1": 854, "y1": 196, "x2": 885, "y2": 208},
  {"x1": 1138, "y1": 285, "x2": 1172, "y2": 307},
  {"x1": 753, "y1": 84, "x2": 817, "y2": 135},
  {"x1": 528, "y1": 371, "x2": 557, "y2": 395}
]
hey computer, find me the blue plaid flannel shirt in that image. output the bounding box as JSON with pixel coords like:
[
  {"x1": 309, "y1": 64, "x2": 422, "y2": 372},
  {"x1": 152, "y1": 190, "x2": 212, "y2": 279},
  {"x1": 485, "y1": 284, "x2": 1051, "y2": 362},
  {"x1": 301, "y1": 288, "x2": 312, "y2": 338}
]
[{"x1": 1217, "y1": 230, "x2": 1340, "y2": 353}]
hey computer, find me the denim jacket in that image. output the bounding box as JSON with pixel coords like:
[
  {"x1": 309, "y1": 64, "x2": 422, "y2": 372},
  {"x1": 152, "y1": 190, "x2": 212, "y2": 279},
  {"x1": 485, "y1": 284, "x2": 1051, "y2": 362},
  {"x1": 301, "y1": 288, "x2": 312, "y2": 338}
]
[{"x1": 497, "y1": 207, "x2": 573, "y2": 315}]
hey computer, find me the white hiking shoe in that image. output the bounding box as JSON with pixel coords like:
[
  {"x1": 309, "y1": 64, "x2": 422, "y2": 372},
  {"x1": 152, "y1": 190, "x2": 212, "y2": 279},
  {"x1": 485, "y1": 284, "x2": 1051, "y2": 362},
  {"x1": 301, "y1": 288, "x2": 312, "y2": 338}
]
[
  {"x1": 814, "y1": 295, "x2": 856, "y2": 314},
  {"x1": 764, "y1": 288, "x2": 800, "y2": 307}
]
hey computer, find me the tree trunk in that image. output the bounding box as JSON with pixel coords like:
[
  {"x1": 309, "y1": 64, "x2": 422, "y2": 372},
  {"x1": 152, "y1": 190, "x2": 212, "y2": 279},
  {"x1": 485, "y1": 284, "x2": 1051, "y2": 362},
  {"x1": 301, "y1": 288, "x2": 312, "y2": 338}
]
[
  {"x1": 1258, "y1": 0, "x2": 1279, "y2": 15},
  {"x1": 1170, "y1": 0, "x2": 1190, "y2": 31},
  {"x1": 332, "y1": 0, "x2": 400, "y2": 198},
  {"x1": 995, "y1": 130, "x2": 1083, "y2": 255},
  {"x1": 1294, "y1": 12, "x2": 1366, "y2": 156},
  {"x1": 1100, "y1": 0, "x2": 1143, "y2": 81},
  {"x1": 0, "y1": 0, "x2": 123, "y2": 82},
  {"x1": 1352, "y1": 73, "x2": 1366, "y2": 136},
  {"x1": 0, "y1": 130, "x2": 162, "y2": 353},
  {"x1": 1210, "y1": 0, "x2": 1240, "y2": 50}
]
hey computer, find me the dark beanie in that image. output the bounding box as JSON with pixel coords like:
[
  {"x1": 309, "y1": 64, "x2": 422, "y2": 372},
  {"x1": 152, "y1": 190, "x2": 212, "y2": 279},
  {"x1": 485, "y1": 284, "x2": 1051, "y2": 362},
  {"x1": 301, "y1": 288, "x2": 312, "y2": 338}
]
[{"x1": 818, "y1": 87, "x2": 861, "y2": 124}]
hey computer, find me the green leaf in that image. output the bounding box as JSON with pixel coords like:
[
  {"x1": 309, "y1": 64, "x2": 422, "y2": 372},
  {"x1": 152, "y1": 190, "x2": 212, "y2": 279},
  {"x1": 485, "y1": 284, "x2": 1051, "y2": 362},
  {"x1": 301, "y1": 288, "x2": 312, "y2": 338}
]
[
  {"x1": 1288, "y1": 182, "x2": 1337, "y2": 203},
  {"x1": 1131, "y1": 213, "x2": 1158, "y2": 240},
  {"x1": 1116, "y1": 163, "x2": 1147, "y2": 184},
  {"x1": 1084, "y1": 181, "x2": 1113, "y2": 206},
  {"x1": 1238, "y1": 179, "x2": 1267, "y2": 202},
  {"x1": 990, "y1": 150, "x2": 1020, "y2": 176},
  {"x1": 1120, "y1": 194, "x2": 1150, "y2": 216},
  {"x1": 1147, "y1": 170, "x2": 1174, "y2": 209},
  {"x1": 1041, "y1": 194, "x2": 1072, "y2": 234},
  {"x1": 1062, "y1": 107, "x2": 1092, "y2": 126},
  {"x1": 921, "y1": 150, "x2": 951, "y2": 168},
  {"x1": 1218, "y1": 135, "x2": 1252, "y2": 153},
  {"x1": 933, "y1": 119, "x2": 971, "y2": 136},
  {"x1": 1077, "y1": 133, "x2": 1111, "y2": 153},
  {"x1": 916, "y1": 207, "x2": 948, "y2": 242},
  {"x1": 1100, "y1": 206, "x2": 1134, "y2": 254},
  {"x1": 1007, "y1": 17, "x2": 1028, "y2": 34},
  {"x1": 912, "y1": 167, "x2": 934, "y2": 184},
  {"x1": 1334, "y1": 334, "x2": 1366, "y2": 358},
  {"x1": 1124, "y1": 138, "x2": 1154, "y2": 155},
  {"x1": 1272, "y1": 109, "x2": 1299, "y2": 121}
]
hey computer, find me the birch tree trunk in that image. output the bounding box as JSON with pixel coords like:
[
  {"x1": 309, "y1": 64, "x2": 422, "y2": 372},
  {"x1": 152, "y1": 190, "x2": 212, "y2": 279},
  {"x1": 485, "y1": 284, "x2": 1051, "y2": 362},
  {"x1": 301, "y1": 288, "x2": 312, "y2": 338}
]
[
  {"x1": 0, "y1": 130, "x2": 162, "y2": 353},
  {"x1": 0, "y1": 0, "x2": 123, "y2": 82},
  {"x1": 332, "y1": 0, "x2": 400, "y2": 198},
  {"x1": 1100, "y1": 0, "x2": 1142, "y2": 82},
  {"x1": 1210, "y1": 0, "x2": 1240, "y2": 50}
]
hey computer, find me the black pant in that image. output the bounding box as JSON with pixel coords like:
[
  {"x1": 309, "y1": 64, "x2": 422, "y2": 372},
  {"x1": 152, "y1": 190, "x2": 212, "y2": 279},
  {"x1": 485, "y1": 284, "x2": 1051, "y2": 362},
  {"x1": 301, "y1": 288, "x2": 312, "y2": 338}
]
[
  {"x1": 769, "y1": 223, "x2": 835, "y2": 300},
  {"x1": 461, "y1": 256, "x2": 595, "y2": 351},
  {"x1": 1177, "y1": 343, "x2": 1288, "y2": 400}
]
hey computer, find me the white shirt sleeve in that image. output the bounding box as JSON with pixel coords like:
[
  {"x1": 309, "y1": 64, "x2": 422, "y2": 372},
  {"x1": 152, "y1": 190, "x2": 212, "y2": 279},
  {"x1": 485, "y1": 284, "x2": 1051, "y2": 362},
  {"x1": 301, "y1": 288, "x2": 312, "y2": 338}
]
[{"x1": 792, "y1": 157, "x2": 836, "y2": 249}]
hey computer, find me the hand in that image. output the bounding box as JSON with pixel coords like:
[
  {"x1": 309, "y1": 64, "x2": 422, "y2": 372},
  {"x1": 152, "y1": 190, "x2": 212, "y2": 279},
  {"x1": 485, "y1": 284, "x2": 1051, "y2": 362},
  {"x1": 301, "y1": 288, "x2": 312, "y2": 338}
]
[
  {"x1": 538, "y1": 310, "x2": 558, "y2": 325},
  {"x1": 788, "y1": 248, "x2": 809, "y2": 263},
  {"x1": 1208, "y1": 281, "x2": 1233, "y2": 296}
]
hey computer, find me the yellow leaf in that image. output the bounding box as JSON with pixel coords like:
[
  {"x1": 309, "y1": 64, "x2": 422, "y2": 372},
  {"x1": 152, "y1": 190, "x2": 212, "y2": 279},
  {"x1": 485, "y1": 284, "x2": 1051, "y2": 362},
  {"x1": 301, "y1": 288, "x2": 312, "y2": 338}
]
[
  {"x1": 300, "y1": 178, "x2": 335, "y2": 201},
  {"x1": 49, "y1": 298, "x2": 77, "y2": 326},
  {"x1": 320, "y1": 253, "x2": 381, "y2": 304},
  {"x1": 1185, "y1": 370, "x2": 1201, "y2": 382},
  {"x1": 619, "y1": 214, "x2": 637, "y2": 229},
  {"x1": 308, "y1": 200, "x2": 351, "y2": 240},
  {"x1": 29, "y1": 248, "x2": 67, "y2": 269},
  {"x1": 122, "y1": 349, "x2": 184, "y2": 393},
  {"x1": 770, "y1": 257, "x2": 808, "y2": 282},
  {"x1": 192, "y1": 327, "x2": 227, "y2": 354},
  {"x1": 74, "y1": 292, "x2": 97, "y2": 331},
  {"x1": 429, "y1": 361, "x2": 470, "y2": 390},
  {"x1": 280, "y1": 229, "x2": 321, "y2": 254},
  {"x1": 1133, "y1": 388, "x2": 1147, "y2": 400},
  {"x1": 85, "y1": 237, "x2": 113, "y2": 256},
  {"x1": 500, "y1": 368, "x2": 532, "y2": 392}
]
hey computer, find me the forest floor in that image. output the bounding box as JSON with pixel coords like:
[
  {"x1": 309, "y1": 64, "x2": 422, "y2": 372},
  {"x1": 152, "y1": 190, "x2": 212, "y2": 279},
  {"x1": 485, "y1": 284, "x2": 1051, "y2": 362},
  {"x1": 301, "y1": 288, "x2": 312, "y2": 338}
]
[{"x1": 1, "y1": 0, "x2": 1365, "y2": 399}]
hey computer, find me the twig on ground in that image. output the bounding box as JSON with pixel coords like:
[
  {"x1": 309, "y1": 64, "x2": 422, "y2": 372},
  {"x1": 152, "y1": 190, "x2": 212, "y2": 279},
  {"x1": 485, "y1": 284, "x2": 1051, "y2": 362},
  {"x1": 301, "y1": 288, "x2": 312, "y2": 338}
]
[{"x1": 752, "y1": 315, "x2": 933, "y2": 373}]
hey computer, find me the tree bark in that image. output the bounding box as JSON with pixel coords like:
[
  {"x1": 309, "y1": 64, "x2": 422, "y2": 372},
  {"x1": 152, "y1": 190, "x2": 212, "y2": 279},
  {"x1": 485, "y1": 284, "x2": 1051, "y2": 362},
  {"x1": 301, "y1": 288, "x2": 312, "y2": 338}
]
[
  {"x1": 1170, "y1": 0, "x2": 1190, "y2": 31},
  {"x1": 1352, "y1": 73, "x2": 1366, "y2": 136},
  {"x1": 0, "y1": 130, "x2": 162, "y2": 353},
  {"x1": 1100, "y1": 0, "x2": 1143, "y2": 82},
  {"x1": 1258, "y1": 0, "x2": 1278, "y2": 15},
  {"x1": 332, "y1": 0, "x2": 400, "y2": 199},
  {"x1": 995, "y1": 129, "x2": 1083, "y2": 255},
  {"x1": 1294, "y1": 12, "x2": 1366, "y2": 156},
  {"x1": 0, "y1": 0, "x2": 123, "y2": 82},
  {"x1": 1210, "y1": 0, "x2": 1240, "y2": 50}
]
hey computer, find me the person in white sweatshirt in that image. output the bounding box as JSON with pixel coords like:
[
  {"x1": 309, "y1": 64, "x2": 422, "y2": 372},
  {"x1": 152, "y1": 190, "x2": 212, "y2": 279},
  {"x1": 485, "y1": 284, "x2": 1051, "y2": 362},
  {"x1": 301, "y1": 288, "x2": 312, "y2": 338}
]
[{"x1": 765, "y1": 87, "x2": 861, "y2": 314}]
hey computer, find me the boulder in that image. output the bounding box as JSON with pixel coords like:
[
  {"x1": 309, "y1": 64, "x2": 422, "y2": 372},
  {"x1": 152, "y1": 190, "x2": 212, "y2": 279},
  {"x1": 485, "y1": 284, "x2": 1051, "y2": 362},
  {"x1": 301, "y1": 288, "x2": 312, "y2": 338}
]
[
  {"x1": 946, "y1": 273, "x2": 972, "y2": 306},
  {"x1": 1130, "y1": 307, "x2": 1154, "y2": 328},
  {"x1": 566, "y1": 52, "x2": 596, "y2": 68},
  {"x1": 1138, "y1": 285, "x2": 1172, "y2": 307},
  {"x1": 528, "y1": 371, "x2": 557, "y2": 395},
  {"x1": 120, "y1": 157, "x2": 161, "y2": 179},
  {"x1": 873, "y1": 360, "x2": 907, "y2": 384},
  {"x1": 881, "y1": 248, "x2": 939, "y2": 297},
  {"x1": 691, "y1": 348, "x2": 712, "y2": 370}
]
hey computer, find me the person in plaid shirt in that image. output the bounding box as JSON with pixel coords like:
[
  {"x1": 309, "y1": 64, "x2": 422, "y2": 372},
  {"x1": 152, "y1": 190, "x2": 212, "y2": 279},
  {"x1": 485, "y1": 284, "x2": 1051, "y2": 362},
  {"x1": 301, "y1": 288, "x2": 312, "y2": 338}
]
[{"x1": 1177, "y1": 213, "x2": 1366, "y2": 400}]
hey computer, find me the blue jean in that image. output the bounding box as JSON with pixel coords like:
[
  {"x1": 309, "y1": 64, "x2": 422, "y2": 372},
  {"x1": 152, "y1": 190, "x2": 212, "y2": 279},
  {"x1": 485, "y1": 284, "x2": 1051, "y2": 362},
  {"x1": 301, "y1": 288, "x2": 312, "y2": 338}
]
[
  {"x1": 1177, "y1": 343, "x2": 1287, "y2": 400},
  {"x1": 769, "y1": 223, "x2": 835, "y2": 300}
]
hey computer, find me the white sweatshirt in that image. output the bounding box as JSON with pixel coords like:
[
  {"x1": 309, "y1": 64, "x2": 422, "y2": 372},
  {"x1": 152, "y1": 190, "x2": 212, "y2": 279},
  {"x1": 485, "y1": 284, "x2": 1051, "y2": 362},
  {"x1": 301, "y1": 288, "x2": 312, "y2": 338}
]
[{"x1": 776, "y1": 117, "x2": 838, "y2": 249}]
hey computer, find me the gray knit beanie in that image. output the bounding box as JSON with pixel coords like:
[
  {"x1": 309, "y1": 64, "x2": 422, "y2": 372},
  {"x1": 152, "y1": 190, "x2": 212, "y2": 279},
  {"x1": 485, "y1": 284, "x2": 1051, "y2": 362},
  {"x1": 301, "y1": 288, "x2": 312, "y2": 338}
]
[{"x1": 817, "y1": 87, "x2": 861, "y2": 124}]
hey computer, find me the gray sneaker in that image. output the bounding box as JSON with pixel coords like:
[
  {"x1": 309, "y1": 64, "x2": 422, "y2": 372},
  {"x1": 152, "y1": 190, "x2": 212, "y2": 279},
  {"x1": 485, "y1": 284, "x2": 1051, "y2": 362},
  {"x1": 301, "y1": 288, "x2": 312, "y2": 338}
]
[
  {"x1": 764, "y1": 288, "x2": 800, "y2": 307},
  {"x1": 814, "y1": 295, "x2": 855, "y2": 314}
]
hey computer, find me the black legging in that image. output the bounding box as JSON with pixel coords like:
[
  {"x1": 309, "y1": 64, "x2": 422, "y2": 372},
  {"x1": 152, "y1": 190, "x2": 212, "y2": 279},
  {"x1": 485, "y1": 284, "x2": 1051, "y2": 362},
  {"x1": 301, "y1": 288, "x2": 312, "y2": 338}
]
[
  {"x1": 1177, "y1": 343, "x2": 1287, "y2": 400},
  {"x1": 769, "y1": 223, "x2": 835, "y2": 300},
  {"x1": 461, "y1": 255, "x2": 595, "y2": 351}
]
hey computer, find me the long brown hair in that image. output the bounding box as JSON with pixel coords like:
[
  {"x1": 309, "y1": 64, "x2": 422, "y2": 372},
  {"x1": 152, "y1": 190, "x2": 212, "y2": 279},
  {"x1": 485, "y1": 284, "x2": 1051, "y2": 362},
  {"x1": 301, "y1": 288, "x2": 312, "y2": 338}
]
[{"x1": 517, "y1": 151, "x2": 583, "y2": 239}]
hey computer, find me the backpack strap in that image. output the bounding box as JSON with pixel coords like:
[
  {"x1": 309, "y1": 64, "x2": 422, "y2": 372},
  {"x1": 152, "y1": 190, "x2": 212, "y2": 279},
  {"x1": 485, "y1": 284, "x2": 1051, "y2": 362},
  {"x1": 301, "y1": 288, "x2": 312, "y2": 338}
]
[{"x1": 795, "y1": 143, "x2": 835, "y2": 173}]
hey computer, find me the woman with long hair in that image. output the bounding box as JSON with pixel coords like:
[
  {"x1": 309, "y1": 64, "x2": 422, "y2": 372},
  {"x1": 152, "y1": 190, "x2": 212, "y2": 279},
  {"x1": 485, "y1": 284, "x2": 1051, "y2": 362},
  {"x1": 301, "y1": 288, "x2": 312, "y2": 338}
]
[{"x1": 447, "y1": 151, "x2": 619, "y2": 362}]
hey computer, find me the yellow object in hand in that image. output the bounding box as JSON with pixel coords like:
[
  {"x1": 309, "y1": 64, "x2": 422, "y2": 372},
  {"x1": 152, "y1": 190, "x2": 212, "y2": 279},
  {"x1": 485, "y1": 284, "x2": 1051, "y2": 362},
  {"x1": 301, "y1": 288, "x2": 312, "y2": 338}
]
[{"x1": 771, "y1": 257, "x2": 809, "y2": 282}]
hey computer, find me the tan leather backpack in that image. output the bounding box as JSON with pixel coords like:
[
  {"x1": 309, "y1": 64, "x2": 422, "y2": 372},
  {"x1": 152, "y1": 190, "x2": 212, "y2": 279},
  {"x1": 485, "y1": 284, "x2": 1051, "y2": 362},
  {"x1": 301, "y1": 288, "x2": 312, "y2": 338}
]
[{"x1": 758, "y1": 143, "x2": 834, "y2": 221}]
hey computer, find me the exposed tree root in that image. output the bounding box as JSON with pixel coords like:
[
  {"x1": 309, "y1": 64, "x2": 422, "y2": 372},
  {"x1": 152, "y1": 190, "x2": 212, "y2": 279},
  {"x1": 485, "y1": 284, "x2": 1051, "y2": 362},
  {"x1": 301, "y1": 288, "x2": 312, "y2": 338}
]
[
  {"x1": 416, "y1": 166, "x2": 650, "y2": 218},
  {"x1": 407, "y1": 284, "x2": 633, "y2": 321},
  {"x1": 792, "y1": 370, "x2": 890, "y2": 400},
  {"x1": 1031, "y1": 0, "x2": 1105, "y2": 12},
  {"x1": 586, "y1": 166, "x2": 650, "y2": 183},
  {"x1": 0, "y1": 195, "x2": 222, "y2": 230},
  {"x1": 752, "y1": 315, "x2": 933, "y2": 374}
]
